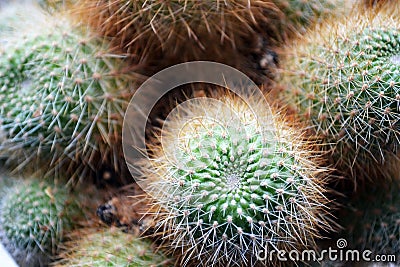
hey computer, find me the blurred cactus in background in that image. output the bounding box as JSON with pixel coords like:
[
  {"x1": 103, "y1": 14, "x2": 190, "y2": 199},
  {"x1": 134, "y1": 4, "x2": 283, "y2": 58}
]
[
  {"x1": 0, "y1": 5, "x2": 136, "y2": 185},
  {"x1": 55, "y1": 227, "x2": 172, "y2": 267}
]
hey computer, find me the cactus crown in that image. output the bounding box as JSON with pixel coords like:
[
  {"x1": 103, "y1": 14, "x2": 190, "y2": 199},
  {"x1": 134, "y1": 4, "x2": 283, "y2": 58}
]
[
  {"x1": 142, "y1": 94, "x2": 330, "y2": 266},
  {"x1": 0, "y1": 10, "x2": 134, "y2": 182},
  {"x1": 281, "y1": 9, "x2": 400, "y2": 163}
]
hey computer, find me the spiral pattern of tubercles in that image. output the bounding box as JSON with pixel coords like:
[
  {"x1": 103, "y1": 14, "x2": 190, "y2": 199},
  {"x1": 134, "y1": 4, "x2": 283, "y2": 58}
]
[{"x1": 145, "y1": 96, "x2": 330, "y2": 266}]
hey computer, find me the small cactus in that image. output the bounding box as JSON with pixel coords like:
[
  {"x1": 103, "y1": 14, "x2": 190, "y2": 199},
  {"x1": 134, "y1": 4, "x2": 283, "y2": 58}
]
[
  {"x1": 54, "y1": 227, "x2": 172, "y2": 267},
  {"x1": 279, "y1": 6, "x2": 400, "y2": 181},
  {"x1": 0, "y1": 178, "x2": 80, "y2": 267},
  {"x1": 0, "y1": 9, "x2": 135, "y2": 184},
  {"x1": 140, "y1": 94, "x2": 332, "y2": 266}
]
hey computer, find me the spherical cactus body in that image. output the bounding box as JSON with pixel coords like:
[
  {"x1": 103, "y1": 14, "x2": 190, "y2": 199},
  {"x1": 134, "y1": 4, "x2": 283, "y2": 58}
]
[
  {"x1": 0, "y1": 178, "x2": 80, "y2": 267},
  {"x1": 71, "y1": 0, "x2": 342, "y2": 85},
  {"x1": 279, "y1": 7, "x2": 400, "y2": 182},
  {"x1": 140, "y1": 94, "x2": 332, "y2": 266},
  {"x1": 73, "y1": 0, "x2": 342, "y2": 51},
  {"x1": 0, "y1": 9, "x2": 135, "y2": 184},
  {"x1": 55, "y1": 227, "x2": 172, "y2": 267}
]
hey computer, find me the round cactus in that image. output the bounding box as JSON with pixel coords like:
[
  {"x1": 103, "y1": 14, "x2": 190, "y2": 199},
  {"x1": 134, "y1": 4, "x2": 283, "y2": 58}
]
[
  {"x1": 72, "y1": 1, "x2": 272, "y2": 53},
  {"x1": 70, "y1": 0, "x2": 279, "y2": 85},
  {"x1": 73, "y1": 0, "x2": 342, "y2": 52},
  {"x1": 70, "y1": 0, "x2": 342, "y2": 85},
  {"x1": 0, "y1": 9, "x2": 135, "y2": 184},
  {"x1": 278, "y1": 7, "x2": 400, "y2": 181},
  {"x1": 140, "y1": 94, "x2": 332, "y2": 266},
  {"x1": 0, "y1": 178, "x2": 80, "y2": 267},
  {"x1": 54, "y1": 227, "x2": 172, "y2": 267}
]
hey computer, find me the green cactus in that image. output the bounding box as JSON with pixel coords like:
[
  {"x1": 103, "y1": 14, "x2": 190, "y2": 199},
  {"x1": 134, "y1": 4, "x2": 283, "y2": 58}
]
[
  {"x1": 0, "y1": 10, "x2": 134, "y2": 183},
  {"x1": 54, "y1": 227, "x2": 172, "y2": 267},
  {"x1": 0, "y1": 178, "x2": 80, "y2": 267},
  {"x1": 279, "y1": 8, "x2": 400, "y2": 181},
  {"x1": 141, "y1": 95, "x2": 332, "y2": 266}
]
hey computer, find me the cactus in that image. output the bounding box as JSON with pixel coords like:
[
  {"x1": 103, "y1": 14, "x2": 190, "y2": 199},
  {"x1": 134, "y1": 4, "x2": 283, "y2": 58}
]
[
  {"x1": 0, "y1": 178, "x2": 80, "y2": 267},
  {"x1": 70, "y1": 0, "x2": 342, "y2": 85},
  {"x1": 54, "y1": 227, "x2": 172, "y2": 267},
  {"x1": 70, "y1": 0, "x2": 279, "y2": 85},
  {"x1": 37, "y1": 0, "x2": 74, "y2": 13},
  {"x1": 0, "y1": 9, "x2": 135, "y2": 184},
  {"x1": 72, "y1": 0, "x2": 272, "y2": 54},
  {"x1": 72, "y1": 0, "x2": 342, "y2": 52},
  {"x1": 140, "y1": 94, "x2": 332, "y2": 266},
  {"x1": 278, "y1": 7, "x2": 400, "y2": 182}
]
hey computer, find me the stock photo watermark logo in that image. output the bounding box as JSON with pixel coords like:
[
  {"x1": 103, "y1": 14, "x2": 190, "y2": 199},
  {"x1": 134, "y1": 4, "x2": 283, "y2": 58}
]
[{"x1": 256, "y1": 238, "x2": 397, "y2": 263}]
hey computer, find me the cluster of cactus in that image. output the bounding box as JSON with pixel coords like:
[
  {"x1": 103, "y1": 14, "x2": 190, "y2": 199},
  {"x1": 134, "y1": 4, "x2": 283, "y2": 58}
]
[
  {"x1": 0, "y1": 5, "x2": 134, "y2": 183},
  {"x1": 0, "y1": 178, "x2": 80, "y2": 267},
  {"x1": 140, "y1": 95, "x2": 331, "y2": 266},
  {"x1": 2, "y1": 0, "x2": 400, "y2": 267},
  {"x1": 55, "y1": 227, "x2": 172, "y2": 267},
  {"x1": 278, "y1": 7, "x2": 400, "y2": 181}
]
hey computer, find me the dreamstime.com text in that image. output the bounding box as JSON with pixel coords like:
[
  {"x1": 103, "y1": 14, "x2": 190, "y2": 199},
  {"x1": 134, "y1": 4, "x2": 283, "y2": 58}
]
[{"x1": 256, "y1": 239, "x2": 397, "y2": 263}]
